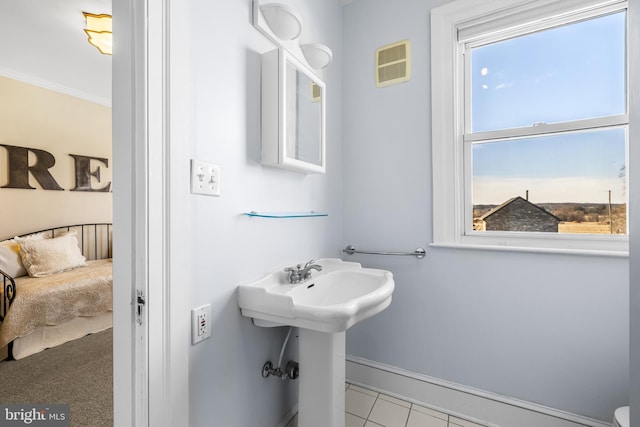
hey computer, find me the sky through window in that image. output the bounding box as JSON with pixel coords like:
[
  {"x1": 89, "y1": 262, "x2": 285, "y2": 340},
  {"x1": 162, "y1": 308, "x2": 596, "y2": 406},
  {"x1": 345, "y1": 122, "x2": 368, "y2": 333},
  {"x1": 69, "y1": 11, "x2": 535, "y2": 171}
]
[{"x1": 470, "y1": 11, "x2": 626, "y2": 206}]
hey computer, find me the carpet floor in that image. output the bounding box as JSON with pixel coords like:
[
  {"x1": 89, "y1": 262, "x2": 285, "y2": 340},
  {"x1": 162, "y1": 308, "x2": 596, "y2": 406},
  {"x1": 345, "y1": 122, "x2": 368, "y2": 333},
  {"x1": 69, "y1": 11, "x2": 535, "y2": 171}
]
[{"x1": 0, "y1": 329, "x2": 113, "y2": 426}]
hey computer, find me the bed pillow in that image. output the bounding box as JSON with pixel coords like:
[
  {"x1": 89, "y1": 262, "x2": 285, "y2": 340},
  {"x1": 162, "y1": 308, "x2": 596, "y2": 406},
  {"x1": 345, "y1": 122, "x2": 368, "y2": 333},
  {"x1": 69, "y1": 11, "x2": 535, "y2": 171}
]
[
  {"x1": 17, "y1": 231, "x2": 87, "y2": 277},
  {"x1": 0, "y1": 240, "x2": 27, "y2": 277},
  {"x1": 0, "y1": 232, "x2": 50, "y2": 278}
]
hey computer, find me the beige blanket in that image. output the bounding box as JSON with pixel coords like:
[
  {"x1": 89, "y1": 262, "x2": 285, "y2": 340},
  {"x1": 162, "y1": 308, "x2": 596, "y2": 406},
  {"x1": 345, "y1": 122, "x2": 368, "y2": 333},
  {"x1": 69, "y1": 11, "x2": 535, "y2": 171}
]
[{"x1": 0, "y1": 259, "x2": 112, "y2": 348}]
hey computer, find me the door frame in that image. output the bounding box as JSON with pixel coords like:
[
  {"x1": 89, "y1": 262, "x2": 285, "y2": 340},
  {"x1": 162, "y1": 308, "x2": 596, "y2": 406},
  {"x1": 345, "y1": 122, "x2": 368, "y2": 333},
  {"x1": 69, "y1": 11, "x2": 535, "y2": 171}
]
[{"x1": 112, "y1": 0, "x2": 190, "y2": 425}]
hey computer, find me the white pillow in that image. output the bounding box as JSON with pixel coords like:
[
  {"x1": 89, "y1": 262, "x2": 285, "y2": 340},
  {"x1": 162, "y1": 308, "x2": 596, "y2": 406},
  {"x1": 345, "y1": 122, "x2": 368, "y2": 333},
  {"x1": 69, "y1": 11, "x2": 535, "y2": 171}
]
[
  {"x1": 0, "y1": 240, "x2": 26, "y2": 277},
  {"x1": 0, "y1": 232, "x2": 49, "y2": 278},
  {"x1": 17, "y1": 231, "x2": 87, "y2": 277}
]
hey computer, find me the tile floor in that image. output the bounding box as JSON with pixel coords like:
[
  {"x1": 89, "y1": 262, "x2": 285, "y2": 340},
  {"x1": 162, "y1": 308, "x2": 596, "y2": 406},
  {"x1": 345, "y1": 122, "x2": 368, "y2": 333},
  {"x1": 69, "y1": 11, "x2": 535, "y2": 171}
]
[{"x1": 285, "y1": 383, "x2": 483, "y2": 427}]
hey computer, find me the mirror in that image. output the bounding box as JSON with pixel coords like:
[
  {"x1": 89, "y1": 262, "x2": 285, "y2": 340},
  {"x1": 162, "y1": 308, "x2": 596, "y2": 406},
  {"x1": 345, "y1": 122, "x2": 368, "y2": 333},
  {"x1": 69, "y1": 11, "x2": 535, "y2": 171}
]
[{"x1": 261, "y1": 48, "x2": 326, "y2": 174}]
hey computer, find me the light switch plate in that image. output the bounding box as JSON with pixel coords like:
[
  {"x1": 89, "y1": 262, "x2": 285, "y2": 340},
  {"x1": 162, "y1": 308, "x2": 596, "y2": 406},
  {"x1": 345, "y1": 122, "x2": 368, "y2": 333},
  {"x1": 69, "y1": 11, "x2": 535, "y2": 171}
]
[{"x1": 190, "y1": 159, "x2": 220, "y2": 196}]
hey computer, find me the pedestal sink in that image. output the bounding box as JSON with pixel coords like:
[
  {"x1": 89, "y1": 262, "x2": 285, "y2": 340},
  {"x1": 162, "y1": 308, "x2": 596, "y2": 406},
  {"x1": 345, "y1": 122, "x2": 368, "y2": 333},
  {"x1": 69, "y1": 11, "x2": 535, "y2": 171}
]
[{"x1": 237, "y1": 258, "x2": 394, "y2": 427}]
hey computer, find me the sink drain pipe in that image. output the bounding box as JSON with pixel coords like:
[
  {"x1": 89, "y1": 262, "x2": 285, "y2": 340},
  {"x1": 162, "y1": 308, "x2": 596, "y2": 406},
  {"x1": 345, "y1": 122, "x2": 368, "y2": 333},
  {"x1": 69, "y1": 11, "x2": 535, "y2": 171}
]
[{"x1": 262, "y1": 326, "x2": 299, "y2": 380}]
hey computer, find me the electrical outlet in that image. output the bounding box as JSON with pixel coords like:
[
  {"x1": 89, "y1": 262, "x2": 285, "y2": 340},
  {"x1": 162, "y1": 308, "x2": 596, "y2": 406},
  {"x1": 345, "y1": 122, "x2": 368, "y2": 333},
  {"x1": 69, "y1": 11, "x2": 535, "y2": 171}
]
[
  {"x1": 190, "y1": 159, "x2": 220, "y2": 196},
  {"x1": 192, "y1": 304, "x2": 212, "y2": 344}
]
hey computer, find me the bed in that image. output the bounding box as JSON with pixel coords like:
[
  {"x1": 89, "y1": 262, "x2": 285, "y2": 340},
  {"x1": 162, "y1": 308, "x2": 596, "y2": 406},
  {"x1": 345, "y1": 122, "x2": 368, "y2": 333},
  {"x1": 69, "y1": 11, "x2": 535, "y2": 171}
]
[{"x1": 0, "y1": 224, "x2": 112, "y2": 360}]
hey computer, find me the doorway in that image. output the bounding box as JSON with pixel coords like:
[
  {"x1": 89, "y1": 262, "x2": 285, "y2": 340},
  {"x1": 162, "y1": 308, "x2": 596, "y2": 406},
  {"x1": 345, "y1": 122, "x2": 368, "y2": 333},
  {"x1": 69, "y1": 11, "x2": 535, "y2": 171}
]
[{"x1": 0, "y1": 0, "x2": 114, "y2": 423}]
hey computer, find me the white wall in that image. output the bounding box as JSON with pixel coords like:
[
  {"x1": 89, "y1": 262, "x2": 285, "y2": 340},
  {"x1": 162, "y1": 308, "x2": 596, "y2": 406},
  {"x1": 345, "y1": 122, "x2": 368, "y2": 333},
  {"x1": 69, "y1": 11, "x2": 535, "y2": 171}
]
[
  {"x1": 182, "y1": 1, "x2": 343, "y2": 426},
  {"x1": 341, "y1": 0, "x2": 629, "y2": 422}
]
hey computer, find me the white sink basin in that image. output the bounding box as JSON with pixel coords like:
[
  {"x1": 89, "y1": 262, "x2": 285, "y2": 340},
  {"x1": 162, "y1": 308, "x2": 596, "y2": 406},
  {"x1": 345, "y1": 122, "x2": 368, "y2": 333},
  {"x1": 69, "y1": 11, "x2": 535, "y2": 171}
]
[{"x1": 237, "y1": 258, "x2": 394, "y2": 333}]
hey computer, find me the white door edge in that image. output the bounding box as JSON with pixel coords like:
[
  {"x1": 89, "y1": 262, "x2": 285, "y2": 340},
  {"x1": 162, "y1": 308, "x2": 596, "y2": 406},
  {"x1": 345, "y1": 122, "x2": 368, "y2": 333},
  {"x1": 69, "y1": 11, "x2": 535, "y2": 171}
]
[{"x1": 113, "y1": 0, "x2": 191, "y2": 425}]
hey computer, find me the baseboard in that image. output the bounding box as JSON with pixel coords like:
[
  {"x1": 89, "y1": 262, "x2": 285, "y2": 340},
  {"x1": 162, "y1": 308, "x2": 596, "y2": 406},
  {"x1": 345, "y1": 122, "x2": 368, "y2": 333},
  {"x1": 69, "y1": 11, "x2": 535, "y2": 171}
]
[{"x1": 346, "y1": 355, "x2": 610, "y2": 427}]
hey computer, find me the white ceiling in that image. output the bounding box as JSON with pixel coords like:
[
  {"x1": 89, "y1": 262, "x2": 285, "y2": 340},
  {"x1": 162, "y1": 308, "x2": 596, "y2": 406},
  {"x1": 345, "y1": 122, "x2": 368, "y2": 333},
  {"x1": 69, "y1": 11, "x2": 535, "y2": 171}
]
[
  {"x1": 0, "y1": 0, "x2": 112, "y2": 105},
  {"x1": 0, "y1": 0, "x2": 360, "y2": 106}
]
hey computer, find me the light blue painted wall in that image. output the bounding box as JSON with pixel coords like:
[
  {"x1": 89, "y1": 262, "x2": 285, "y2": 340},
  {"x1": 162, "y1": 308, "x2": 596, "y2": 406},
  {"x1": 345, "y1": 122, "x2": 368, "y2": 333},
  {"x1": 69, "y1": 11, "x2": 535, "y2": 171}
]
[
  {"x1": 183, "y1": 1, "x2": 343, "y2": 426},
  {"x1": 179, "y1": 0, "x2": 632, "y2": 424},
  {"x1": 341, "y1": 0, "x2": 629, "y2": 422}
]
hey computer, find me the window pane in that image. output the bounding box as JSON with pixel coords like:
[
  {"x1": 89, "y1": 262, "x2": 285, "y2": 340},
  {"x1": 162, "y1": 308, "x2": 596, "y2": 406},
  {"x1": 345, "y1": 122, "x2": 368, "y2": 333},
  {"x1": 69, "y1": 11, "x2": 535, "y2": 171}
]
[
  {"x1": 472, "y1": 128, "x2": 627, "y2": 234},
  {"x1": 470, "y1": 11, "x2": 626, "y2": 133}
]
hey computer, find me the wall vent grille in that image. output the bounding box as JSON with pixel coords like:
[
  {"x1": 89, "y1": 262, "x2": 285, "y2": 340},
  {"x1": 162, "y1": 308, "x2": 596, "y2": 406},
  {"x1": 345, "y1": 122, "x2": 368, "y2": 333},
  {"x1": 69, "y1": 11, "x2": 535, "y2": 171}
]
[{"x1": 375, "y1": 40, "x2": 411, "y2": 87}]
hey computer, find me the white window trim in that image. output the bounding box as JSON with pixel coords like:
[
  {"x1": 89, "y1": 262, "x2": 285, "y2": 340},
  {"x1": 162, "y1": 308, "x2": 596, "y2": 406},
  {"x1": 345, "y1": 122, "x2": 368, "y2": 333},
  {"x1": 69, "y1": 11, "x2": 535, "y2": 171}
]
[{"x1": 430, "y1": 0, "x2": 629, "y2": 257}]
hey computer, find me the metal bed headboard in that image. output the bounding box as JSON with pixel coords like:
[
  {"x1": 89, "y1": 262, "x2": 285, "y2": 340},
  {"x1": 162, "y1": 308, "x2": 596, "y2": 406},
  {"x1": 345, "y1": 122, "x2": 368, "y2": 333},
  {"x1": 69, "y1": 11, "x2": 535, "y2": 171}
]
[{"x1": 8, "y1": 223, "x2": 112, "y2": 261}]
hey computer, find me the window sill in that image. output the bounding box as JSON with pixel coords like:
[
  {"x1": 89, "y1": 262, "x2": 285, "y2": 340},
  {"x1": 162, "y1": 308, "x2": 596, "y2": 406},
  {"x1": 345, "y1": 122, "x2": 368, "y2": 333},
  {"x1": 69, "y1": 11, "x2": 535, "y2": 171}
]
[{"x1": 429, "y1": 242, "x2": 629, "y2": 258}]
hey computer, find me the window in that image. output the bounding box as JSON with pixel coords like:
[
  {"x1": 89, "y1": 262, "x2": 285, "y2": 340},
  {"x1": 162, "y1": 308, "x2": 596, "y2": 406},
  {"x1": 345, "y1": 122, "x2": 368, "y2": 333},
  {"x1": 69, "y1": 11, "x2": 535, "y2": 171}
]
[{"x1": 431, "y1": 0, "x2": 628, "y2": 255}]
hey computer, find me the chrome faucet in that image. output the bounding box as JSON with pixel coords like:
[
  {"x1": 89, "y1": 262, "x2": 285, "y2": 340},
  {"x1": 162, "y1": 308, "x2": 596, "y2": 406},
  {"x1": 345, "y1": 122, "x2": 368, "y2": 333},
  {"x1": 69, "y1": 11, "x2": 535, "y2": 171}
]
[
  {"x1": 284, "y1": 260, "x2": 323, "y2": 284},
  {"x1": 301, "y1": 260, "x2": 322, "y2": 280}
]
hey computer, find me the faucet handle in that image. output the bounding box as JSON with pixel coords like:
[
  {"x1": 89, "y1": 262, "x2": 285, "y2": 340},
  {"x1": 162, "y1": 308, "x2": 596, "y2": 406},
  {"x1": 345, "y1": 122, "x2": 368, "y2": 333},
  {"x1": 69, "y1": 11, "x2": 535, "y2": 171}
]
[
  {"x1": 284, "y1": 266, "x2": 302, "y2": 283},
  {"x1": 304, "y1": 259, "x2": 316, "y2": 268}
]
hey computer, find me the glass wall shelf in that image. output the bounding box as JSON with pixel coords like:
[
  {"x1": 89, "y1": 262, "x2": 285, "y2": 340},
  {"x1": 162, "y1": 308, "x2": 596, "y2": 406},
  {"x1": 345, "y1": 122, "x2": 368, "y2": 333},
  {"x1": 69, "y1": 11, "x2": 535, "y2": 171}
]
[{"x1": 243, "y1": 211, "x2": 328, "y2": 218}]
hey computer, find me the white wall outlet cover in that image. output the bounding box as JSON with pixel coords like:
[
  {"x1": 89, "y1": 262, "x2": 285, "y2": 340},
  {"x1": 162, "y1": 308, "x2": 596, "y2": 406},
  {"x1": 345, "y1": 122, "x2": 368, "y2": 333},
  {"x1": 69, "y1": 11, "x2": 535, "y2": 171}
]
[
  {"x1": 192, "y1": 304, "x2": 212, "y2": 344},
  {"x1": 190, "y1": 159, "x2": 221, "y2": 196}
]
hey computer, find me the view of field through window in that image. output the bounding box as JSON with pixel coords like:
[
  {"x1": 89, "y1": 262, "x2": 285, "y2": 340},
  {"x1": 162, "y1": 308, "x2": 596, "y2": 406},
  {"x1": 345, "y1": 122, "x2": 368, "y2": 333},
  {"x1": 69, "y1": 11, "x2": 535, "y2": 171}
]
[{"x1": 469, "y1": 11, "x2": 627, "y2": 235}]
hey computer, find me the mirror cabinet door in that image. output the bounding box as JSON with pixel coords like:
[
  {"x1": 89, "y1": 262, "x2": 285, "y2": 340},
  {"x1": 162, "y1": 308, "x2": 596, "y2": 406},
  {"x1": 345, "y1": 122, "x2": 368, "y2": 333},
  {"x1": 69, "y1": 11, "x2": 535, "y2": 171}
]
[{"x1": 262, "y1": 48, "x2": 326, "y2": 174}]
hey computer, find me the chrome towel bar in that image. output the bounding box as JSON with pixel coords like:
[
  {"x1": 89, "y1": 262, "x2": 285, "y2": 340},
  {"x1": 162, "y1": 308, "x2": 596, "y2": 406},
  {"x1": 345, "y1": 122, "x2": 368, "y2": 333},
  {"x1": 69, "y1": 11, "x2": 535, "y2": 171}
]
[{"x1": 343, "y1": 245, "x2": 426, "y2": 259}]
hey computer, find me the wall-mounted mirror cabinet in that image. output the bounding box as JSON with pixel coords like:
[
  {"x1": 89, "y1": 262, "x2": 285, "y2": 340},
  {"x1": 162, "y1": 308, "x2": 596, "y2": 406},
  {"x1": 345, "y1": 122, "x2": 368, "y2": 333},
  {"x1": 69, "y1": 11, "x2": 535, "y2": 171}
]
[{"x1": 261, "y1": 48, "x2": 326, "y2": 174}]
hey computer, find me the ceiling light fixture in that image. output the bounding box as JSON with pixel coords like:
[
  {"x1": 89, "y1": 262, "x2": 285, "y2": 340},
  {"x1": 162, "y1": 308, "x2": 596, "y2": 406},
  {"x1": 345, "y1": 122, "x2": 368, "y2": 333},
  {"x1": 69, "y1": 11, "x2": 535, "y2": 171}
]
[{"x1": 83, "y1": 12, "x2": 112, "y2": 55}]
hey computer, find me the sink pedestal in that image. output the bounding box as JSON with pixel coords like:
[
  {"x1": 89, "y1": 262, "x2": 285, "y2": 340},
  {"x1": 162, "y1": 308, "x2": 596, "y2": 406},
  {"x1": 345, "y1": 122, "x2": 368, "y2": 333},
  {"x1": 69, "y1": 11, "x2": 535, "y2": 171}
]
[
  {"x1": 237, "y1": 258, "x2": 395, "y2": 426},
  {"x1": 298, "y1": 329, "x2": 346, "y2": 427}
]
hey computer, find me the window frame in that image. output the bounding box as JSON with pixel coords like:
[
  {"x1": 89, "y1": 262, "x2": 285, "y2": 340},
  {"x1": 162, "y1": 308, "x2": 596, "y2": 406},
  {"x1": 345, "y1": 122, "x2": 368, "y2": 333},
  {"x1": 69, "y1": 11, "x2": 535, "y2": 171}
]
[{"x1": 430, "y1": 0, "x2": 629, "y2": 256}]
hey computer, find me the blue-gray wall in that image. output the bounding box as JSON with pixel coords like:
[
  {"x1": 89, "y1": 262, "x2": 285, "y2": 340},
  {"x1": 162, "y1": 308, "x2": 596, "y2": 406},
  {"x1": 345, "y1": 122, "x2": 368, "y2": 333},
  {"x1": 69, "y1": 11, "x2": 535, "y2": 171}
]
[
  {"x1": 181, "y1": 0, "x2": 631, "y2": 424},
  {"x1": 184, "y1": 1, "x2": 343, "y2": 426},
  {"x1": 341, "y1": 0, "x2": 629, "y2": 422}
]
